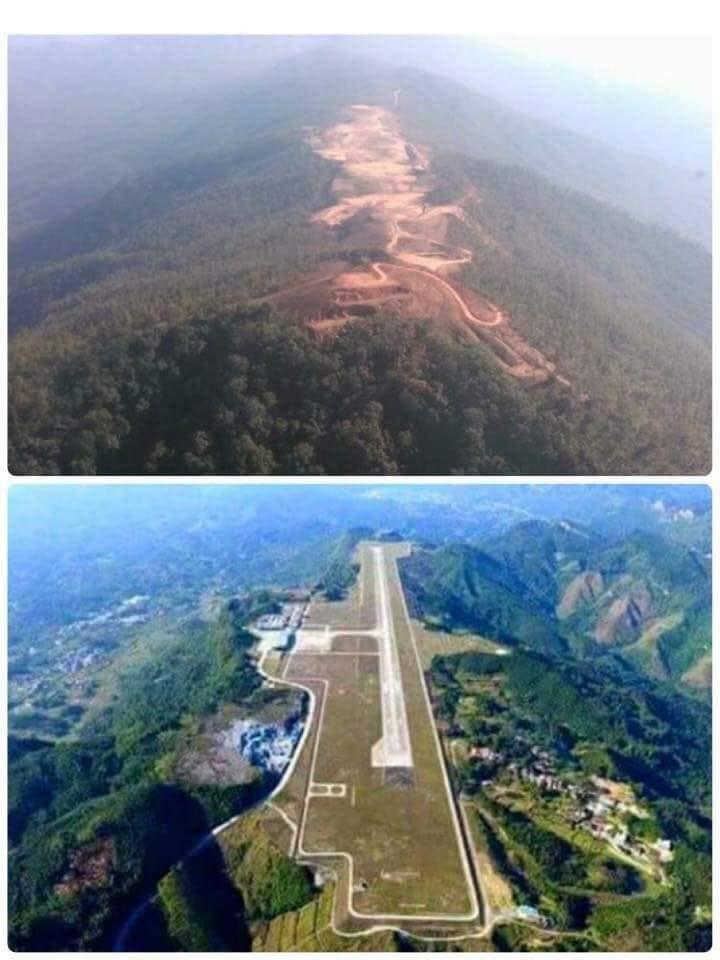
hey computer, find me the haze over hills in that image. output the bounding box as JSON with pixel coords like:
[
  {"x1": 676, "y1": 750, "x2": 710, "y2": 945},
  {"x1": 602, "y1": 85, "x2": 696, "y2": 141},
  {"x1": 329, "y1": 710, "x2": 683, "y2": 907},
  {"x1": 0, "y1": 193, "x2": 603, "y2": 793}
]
[
  {"x1": 10, "y1": 37, "x2": 710, "y2": 244},
  {"x1": 350, "y1": 36, "x2": 712, "y2": 180},
  {"x1": 9, "y1": 484, "x2": 711, "y2": 726},
  {"x1": 8, "y1": 38, "x2": 711, "y2": 475}
]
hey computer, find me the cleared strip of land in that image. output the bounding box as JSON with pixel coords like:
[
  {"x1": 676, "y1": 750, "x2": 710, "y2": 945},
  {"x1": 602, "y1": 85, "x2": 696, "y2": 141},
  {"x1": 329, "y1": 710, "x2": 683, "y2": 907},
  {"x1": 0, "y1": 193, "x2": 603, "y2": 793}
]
[
  {"x1": 273, "y1": 542, "x2": 480, "y2": 928},
  {"x1": 299, "y1": 105, "x2": 568, "y2": 385}
]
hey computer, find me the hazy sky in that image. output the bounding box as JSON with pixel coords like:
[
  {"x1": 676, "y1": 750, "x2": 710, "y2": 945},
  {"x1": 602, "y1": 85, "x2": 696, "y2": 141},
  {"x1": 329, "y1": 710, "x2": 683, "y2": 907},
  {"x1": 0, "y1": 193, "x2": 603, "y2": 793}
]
[{"x1": 490, "y1": 36, "x2": 711, "y2": 115}]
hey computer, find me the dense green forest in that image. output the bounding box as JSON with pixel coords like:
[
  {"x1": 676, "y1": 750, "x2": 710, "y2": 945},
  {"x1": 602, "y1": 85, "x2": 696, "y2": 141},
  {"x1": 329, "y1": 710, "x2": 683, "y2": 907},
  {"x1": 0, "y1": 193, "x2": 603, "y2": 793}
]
[
  {"x1": 317, "y1": 529, "x2": 368, "y2": 599},
  {"x1": 8, "y1": 135, "x2": 338, "y2": 337},
  {"x1": 431, "y1": 648, "x2": 711, "y2": 950},
  {"x1": 8, "y1": 47, "x2": 711, "y2": 476},
  {"x1": 11, "y1": 308, "x2": 598, "y2": 476},
  {"x1": 433, "y1": 155, "x2": 711, "y2": 474},
  {"x1": 7, "y1": 604, "x2": 294, "y2": 950},
  {"x1": 441, "y1": 156, "x2": 711, "y2": 341},
  {"x1": 402, "y1": 542, "x2": 565, "y2": 654},
  {"x1": 8, "y1": 305, "x2": 710, "y2": 476}
]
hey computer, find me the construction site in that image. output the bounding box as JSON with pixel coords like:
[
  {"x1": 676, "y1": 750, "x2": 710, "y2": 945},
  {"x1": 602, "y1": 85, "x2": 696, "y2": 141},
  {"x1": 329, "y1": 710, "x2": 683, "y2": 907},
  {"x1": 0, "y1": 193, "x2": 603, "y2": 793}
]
[{"x1": 263, "y1": 104, "x2": 568, "y2": 387}]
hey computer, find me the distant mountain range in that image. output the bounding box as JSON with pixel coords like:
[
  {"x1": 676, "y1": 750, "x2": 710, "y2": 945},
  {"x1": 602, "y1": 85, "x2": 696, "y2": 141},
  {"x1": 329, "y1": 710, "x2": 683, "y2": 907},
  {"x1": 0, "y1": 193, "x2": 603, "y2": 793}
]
[
  {"x1": 10, "y1": 38, "x2": 710, "y2": 244},
  {"x1": 400, "y1": 516, "x2": 711, "y2": 693}
]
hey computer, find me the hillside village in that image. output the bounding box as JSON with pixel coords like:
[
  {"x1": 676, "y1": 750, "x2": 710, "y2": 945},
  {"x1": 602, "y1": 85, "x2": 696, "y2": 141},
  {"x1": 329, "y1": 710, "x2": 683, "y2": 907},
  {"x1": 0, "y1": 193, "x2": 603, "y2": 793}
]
[{"x1": 464, "y1": 739, "x2": 673, "y2": 882}]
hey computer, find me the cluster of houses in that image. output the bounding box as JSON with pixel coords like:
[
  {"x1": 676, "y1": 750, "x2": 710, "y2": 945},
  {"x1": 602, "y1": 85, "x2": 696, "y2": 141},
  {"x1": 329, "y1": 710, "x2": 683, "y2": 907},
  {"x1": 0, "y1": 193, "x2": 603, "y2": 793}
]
[
  {"x1": 470, "y1": 741, "x2": 673, "y2": 873},
  {"x1": 511, "y1": 746, "x2": 568, "y2": 794},
  {"x1": 59, "y1": 646, "x2": 102, "y2": 675},
  {"x1": 569, "y1": 782, "x2": 674, "y2": 868}
]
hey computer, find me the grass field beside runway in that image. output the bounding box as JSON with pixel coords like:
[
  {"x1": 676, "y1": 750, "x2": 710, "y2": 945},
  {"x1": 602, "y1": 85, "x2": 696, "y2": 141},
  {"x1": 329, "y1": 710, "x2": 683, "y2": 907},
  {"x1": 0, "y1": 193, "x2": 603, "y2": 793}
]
[
  {"x1": 331, "y1": 634, "x2": 379, "y2": 653},
  {"x1": 304, "y1": 543, "x2": 377, "y2": 630},
  {"x1": 412, "y1": 622, "x2": 509, "y2": 669}
]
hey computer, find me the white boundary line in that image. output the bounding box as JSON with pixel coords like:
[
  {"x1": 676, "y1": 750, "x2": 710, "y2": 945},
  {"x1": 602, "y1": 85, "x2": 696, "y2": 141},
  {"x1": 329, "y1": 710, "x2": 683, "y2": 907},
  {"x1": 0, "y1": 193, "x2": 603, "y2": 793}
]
[
  {"x1": 390, "y1": 544, "x2": 484, "y2": 921},
  {"x1": 310, "y1": 650, "x2": 379, "y2": 656}
]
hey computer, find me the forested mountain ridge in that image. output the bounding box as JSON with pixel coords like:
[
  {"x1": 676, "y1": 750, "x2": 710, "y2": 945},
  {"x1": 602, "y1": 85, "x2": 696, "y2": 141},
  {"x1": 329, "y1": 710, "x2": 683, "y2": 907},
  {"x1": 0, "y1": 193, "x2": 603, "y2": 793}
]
[
  {"x1": 10, "y1": 136, "x2": 320, "y2": 272},
  {"x1": 10, "y1": 42, "x2": 710, "y2": 246},
  {"x1": 8, "y1": 136, "x2": 337, "y2": 335},
  {"x1": 8, "y1": 46, "x2": 711, "y2": 475},
  {"x1": 393, "y1": 64, "x2": 710, "y2": 248},
  {"x1": 400, "y1": 541, "x2": 566, "y2": 655},
  {"x1": 438, "y1": 155, "x2": 711, "y2": 343},
  {"x1": 400, "y1": 516, "x2": 711, "y2": 692}
]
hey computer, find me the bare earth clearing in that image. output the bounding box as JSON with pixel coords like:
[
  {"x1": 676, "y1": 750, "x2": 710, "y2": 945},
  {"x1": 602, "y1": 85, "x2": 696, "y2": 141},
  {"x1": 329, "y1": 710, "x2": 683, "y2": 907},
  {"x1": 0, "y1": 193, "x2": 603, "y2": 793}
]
[{"x1": 265, "y1": 105, "x2": 568, "y2": 385}]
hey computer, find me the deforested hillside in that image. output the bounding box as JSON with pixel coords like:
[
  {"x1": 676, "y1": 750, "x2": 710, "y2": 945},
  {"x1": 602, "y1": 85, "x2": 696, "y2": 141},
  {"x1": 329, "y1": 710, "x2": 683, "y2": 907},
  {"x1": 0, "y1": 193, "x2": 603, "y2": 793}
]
[
  {"x1": 400, "y1": 516, "x2": 711, "y2": 693},
  {"x1": 8, "y1": 41, "x2": 711, "y2": 476},
  {"x1": 11, "y1": 40, "x2": 710, "y2": 246}
]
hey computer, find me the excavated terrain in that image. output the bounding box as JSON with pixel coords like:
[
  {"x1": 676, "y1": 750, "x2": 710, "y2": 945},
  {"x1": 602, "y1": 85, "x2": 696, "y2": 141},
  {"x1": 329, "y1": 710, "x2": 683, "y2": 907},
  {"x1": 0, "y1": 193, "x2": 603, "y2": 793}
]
[{"x1": 263, "y1": 104, "x2": 569, "y2": 386}]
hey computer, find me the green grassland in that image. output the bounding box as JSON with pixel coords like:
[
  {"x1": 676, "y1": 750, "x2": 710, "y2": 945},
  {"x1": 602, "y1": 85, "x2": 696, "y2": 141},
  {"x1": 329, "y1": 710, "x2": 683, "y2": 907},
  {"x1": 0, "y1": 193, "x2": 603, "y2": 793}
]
[{"x1": 412, "y1": 620, "x2": 508, "y2": 669}]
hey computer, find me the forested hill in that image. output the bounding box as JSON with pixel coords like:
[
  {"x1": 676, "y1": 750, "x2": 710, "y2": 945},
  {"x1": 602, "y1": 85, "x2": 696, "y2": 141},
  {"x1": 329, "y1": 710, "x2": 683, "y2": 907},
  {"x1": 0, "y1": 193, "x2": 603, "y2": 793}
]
[
  {"x1": 8, "y1": 48, "x2": 711, "y2": 476},
  {"x1": 7, "y1": 307, "x2": 711, "y2": 477},
  {"x1": 8, "y1": 312, "x2": 585, "y2": 476},
  {"x1": 435, "y1": 155, "x2": 711, "y2": 344},
  {"x1": 10, "y1": 44, "x2": 710, "y2": 247},
  {"x1": 393, "y1": 64, "x2": 710, "y2": 249},
  {"x1": 400, "y1": 517, "x2": 711, "y2": 693}
]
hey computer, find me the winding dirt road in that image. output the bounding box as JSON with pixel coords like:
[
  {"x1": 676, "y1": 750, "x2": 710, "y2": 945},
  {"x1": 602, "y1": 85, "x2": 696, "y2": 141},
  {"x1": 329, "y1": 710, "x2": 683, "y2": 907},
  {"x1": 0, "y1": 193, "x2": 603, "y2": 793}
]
[
  {"x1": 301, "y1": 104, "x2": 567, "y2": 384},
  {"x1": 379, "y1": 261, "x2": 504, "y2": 328}
]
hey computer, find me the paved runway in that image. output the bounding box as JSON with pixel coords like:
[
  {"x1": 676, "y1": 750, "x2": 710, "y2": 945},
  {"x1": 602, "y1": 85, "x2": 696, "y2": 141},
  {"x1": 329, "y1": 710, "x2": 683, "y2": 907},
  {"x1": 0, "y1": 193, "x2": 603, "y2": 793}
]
[{"x1": 371, "y1": 545, "x2": 414, "y2": 769}]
